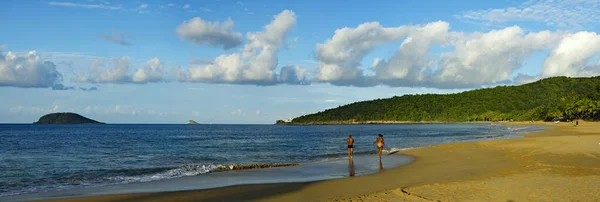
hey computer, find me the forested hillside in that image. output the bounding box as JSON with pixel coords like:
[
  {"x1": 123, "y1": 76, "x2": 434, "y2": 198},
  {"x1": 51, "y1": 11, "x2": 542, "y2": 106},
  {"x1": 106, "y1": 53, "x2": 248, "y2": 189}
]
[{"x1": 287, "y1": 76, "x2": 600, "y2": 124}]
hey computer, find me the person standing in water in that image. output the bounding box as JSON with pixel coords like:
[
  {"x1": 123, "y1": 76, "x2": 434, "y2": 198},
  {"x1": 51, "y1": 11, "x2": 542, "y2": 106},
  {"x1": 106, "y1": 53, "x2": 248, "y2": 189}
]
[
  {"x1": 347, "y1": 135, "x2": 355, "y2": 158},
  {"x1": 373, "y1": 134, "x2": 385, "y2": 156}
]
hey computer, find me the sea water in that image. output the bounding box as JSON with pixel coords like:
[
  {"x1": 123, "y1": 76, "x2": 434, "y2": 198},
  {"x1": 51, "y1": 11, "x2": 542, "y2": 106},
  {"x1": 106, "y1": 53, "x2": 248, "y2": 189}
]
[{"x1": 0, "y1": 123, "x2": 545, "y2": 200}]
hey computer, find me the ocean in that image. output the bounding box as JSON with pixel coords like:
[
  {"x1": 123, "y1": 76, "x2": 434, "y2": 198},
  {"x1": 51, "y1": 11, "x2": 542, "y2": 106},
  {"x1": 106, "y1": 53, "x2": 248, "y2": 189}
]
[{"x1": 0, "y1": 123, "x2": 545, "y2": 200}]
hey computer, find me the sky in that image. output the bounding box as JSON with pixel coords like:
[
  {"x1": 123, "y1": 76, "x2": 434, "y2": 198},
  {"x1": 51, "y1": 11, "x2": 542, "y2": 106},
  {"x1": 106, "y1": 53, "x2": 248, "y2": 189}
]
[{"x1": 1, "y1": 0, "x2": 600, "y2": 124}]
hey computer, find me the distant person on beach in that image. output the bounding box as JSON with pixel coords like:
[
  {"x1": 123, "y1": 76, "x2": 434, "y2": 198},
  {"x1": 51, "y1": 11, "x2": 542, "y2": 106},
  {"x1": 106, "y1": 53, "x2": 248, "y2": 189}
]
[
  {"x1": 374, "y1": 134, "x2": 385, "y2": 156},
  {"x1": 347, "y1": 135, "x2": 355, "y2": 158},
  {"x1": 576, "y1": 120, "x2": 579, "y2": 127}
]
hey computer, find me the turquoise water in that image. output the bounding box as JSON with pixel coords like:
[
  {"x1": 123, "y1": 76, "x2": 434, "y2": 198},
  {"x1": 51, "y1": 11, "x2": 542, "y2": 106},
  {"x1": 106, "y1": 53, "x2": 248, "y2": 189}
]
[{"x1": 0, "y1": 123, "x2": 545, "y2": 200}]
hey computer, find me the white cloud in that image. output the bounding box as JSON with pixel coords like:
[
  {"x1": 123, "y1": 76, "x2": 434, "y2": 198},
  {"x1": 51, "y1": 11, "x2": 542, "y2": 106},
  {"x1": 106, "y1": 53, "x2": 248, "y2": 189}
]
[
  {"x1": 48, "y1": 1, "x2": 123, "y2": 10},
  {"x1": 456, "y1": 0, "x2": 600, "y2": 29},
  {"x1": 183, "y1": 4, "x2": 190, "y2": 9},
  {"x1": 0, "y1": 49, "x2": 65, "y2": 88},
  {"x1": 49, "y1": 1, "x2": 151, "y2": 13},
  {"x1": 179, "y1": 10, "x2": 306, "y2": 85},
  {"x1": 77, "y1": 57, "x2": 166, "y2": 84},
  {"x1": 431, "y1": 26, "x2": 564, "y2": 88},
  {"x1": 513, "y1": 73, "x2": 540, "y2": 85},
  {"x1": 314, "y1": 22, "x2": 410, "y2": 85},
  {"x1": 176, "y1": 17, "x2": 243, "y2": 49},
  {"x1": 133, "y1": 58, "x2": 165, "y2": 83},
  {"x1": 373, "y1": 21, "x2": 454, "y2": 86},
  {"x1": 100, "y1": 31, "x2": 131, "y2": 46},
  {"x1": 279, "y1": 65, "x2": 308, "y2": 85},
  {"x1": 77, "y1": 56, "x2": 131, "y2": 83},
  {"x1": 167, "y1": 3, "x2": 175, "y2": 7},
  {"x1": 315, "y1": 20, "x2": 600, "y2": 88},
  {"x1": 542, "y1": 31, "x2": 600, "y2": 78}
]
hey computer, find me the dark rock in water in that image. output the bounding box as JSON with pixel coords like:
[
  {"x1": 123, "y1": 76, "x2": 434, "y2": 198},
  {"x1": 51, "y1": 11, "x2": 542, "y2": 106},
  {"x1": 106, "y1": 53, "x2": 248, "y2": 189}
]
[{"x1": 34, "y1": 112, "x2": 104, "y2": 124}]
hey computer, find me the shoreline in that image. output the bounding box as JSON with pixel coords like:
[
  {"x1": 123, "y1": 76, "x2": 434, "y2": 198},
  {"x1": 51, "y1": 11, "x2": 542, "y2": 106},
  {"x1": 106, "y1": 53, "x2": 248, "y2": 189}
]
[
  {"x1": 16, "y1": 154, "x2": 413, "y2": 202},
  {"x1": 19, "y1": 123, "x2": 571, "y2": 201},
  {"x1": 33, "y1": 121, "x2": 600, "y2": 201},
  {"x1": 277, "y1": 120, "x2": 528, "y2": 125}
]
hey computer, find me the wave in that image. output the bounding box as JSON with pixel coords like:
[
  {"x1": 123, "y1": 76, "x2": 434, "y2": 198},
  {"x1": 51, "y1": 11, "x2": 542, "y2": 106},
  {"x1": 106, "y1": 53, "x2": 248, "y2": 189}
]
[
  {"x1": 105, "y1": 164, "x2": 224, "y2": 183},
  {"x1": 105, "y1": 163, "x2": 299, "y2": 184},
  {"x1": 383, "y1": 147, "x2": 415, "y2": 154},
  {"x1": 0, "y1": 163, "x2": 300, "y2": 198},
  {"x1": 308, "y1": 147, "x2": 414, "y2": 161}
]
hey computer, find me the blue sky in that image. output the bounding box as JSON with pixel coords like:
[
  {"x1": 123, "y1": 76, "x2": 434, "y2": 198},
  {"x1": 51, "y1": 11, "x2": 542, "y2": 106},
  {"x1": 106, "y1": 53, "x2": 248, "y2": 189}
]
[{"x1": 1, "y1": 0, "x2": 600, "y2": 123}]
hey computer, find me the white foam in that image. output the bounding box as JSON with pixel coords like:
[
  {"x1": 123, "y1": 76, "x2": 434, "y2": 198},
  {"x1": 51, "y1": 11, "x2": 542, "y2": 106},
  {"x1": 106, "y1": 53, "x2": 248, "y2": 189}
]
[
  {"x1": 106, "y1": 164, "x2": 227, "y2": 184},
  {"x1": 383, "y1": 147, "x2": 415, "y2": 154}
]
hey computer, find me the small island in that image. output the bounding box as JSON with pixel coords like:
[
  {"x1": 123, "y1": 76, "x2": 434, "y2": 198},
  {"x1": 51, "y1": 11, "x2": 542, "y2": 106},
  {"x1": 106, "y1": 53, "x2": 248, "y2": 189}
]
[
  {"x1": 34, "y1": 112, "x2": 104, "y2": 124},
  {"x1": 188, "y1": 120, "x2": 199, "y2": 124}
]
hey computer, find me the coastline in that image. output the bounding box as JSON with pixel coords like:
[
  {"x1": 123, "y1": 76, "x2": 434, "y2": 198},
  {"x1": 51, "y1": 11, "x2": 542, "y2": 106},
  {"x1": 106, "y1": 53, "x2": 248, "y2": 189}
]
[
  {"x1": 34, "y1": 121, "x2": 600, "y2": 202},
  {"x1": 276, "y1": 120, "x2": 499, "y2": 125}
]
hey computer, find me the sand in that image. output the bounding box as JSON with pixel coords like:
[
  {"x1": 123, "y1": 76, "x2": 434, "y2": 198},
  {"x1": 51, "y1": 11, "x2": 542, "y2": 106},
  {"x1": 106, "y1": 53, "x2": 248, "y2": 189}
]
[{"x1": 36, "y1": 121, "x2": 600, "y2": 202}]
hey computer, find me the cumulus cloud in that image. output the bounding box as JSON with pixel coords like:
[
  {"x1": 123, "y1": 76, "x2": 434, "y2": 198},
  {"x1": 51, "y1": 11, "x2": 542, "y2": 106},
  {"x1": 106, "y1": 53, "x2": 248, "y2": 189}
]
[
  {"x1": 176, "y1": 17, "x2": 243, "y2": 49},
  {"x1": 133, "y1": 58, "x2": 165, "y2": 83},
  {"x1": 314, "y1": 20, "x2": 600, "y2": 89},
  {"x1": 542, "y1": 32, "x2": 600, "y2": 78},
  {"x1": 77, "y1": 57, "x2": 166, "y2": 84},
  {"x1": 373, "y1": 21, "x2": 455, "y2": 87},
  {"x1": 0, "y1": 49, "x2": 65, "y2": 88},
  {"x1": 76, "y1": 57, "x2": 131, "y2": 83},
  {"x1": 314, "y1": 22, "x2": 410, "y2": 85},
  {"x1": 179, "y1": 10, "x2": 307, "y2": 85},
  {"x1": 279, "y1": 65, "x2": 308, "y2": 85},
  {"x1": 100, "y1": 31, "x2": 132, "y2": 46},
  {"x1": 431, "y1": 26, "x2": 564, "y2": 88}
]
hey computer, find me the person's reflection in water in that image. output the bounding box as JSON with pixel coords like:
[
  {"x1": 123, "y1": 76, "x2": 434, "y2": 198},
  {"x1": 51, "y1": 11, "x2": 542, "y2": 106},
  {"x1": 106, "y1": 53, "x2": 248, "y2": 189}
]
[
  {"x1": 379, "y1": 156, "x2": 383, "y2": 171},
  {"x1": 348, "y1": 158, "x2": 355, "y2": 177}
]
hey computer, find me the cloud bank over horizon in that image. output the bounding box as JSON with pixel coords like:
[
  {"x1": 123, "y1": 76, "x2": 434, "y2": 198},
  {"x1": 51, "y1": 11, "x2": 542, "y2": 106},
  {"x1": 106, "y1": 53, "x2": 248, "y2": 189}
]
[{"x1": 3, "y1": 8, "x2": 600, "y2": 90}]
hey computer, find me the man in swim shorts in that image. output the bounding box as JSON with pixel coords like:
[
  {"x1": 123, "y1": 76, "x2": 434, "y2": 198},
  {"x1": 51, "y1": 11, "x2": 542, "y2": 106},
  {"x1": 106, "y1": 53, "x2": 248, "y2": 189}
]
[
  {"x1": 347, "y1": 135, "x2": 355, "y2": 158},
  {"x1": 374, "y1": 134, "x2": 384, "y2": 156}
]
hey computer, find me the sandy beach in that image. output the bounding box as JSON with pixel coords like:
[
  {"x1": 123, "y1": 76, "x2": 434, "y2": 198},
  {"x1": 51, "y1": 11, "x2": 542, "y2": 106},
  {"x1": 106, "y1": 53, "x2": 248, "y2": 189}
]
[{"x1": 37, "y1": 121, "x2": 600, "y2": 202}]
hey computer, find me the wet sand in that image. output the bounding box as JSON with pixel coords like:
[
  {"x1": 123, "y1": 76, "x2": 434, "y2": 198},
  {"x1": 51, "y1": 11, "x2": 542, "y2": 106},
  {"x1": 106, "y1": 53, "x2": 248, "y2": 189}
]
[{"x1": 36, "y1": 121, "x2": 600, "y2": 202}]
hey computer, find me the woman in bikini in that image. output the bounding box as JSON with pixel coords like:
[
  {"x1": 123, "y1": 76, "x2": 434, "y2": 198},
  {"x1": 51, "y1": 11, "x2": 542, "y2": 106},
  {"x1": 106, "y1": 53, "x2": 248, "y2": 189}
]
[{"x1": 374, "y1": 134, "x2": 384, "y2": 156}]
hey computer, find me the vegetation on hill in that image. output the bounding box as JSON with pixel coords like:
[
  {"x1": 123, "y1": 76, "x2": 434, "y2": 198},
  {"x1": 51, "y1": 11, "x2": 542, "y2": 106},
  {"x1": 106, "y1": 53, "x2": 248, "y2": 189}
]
[
  {"x1": 34, "y1": 112, "x2": 104, "y2": 124},
  {"x1": 188, "y1": 120, "x2": 199, "y2": 124},
  {"x1": 288, "y1": 76, "x2": 600, "y2": 124}
]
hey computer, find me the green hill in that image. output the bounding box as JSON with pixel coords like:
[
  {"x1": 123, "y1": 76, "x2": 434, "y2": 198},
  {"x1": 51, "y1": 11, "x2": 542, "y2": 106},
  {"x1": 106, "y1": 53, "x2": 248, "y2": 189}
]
[
  {"x1": 287, "y1": 76, "x2": 600, "y2": 125},
  {"x1": 34, "y1": 112, "x2": 104, "y2": 124}
]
